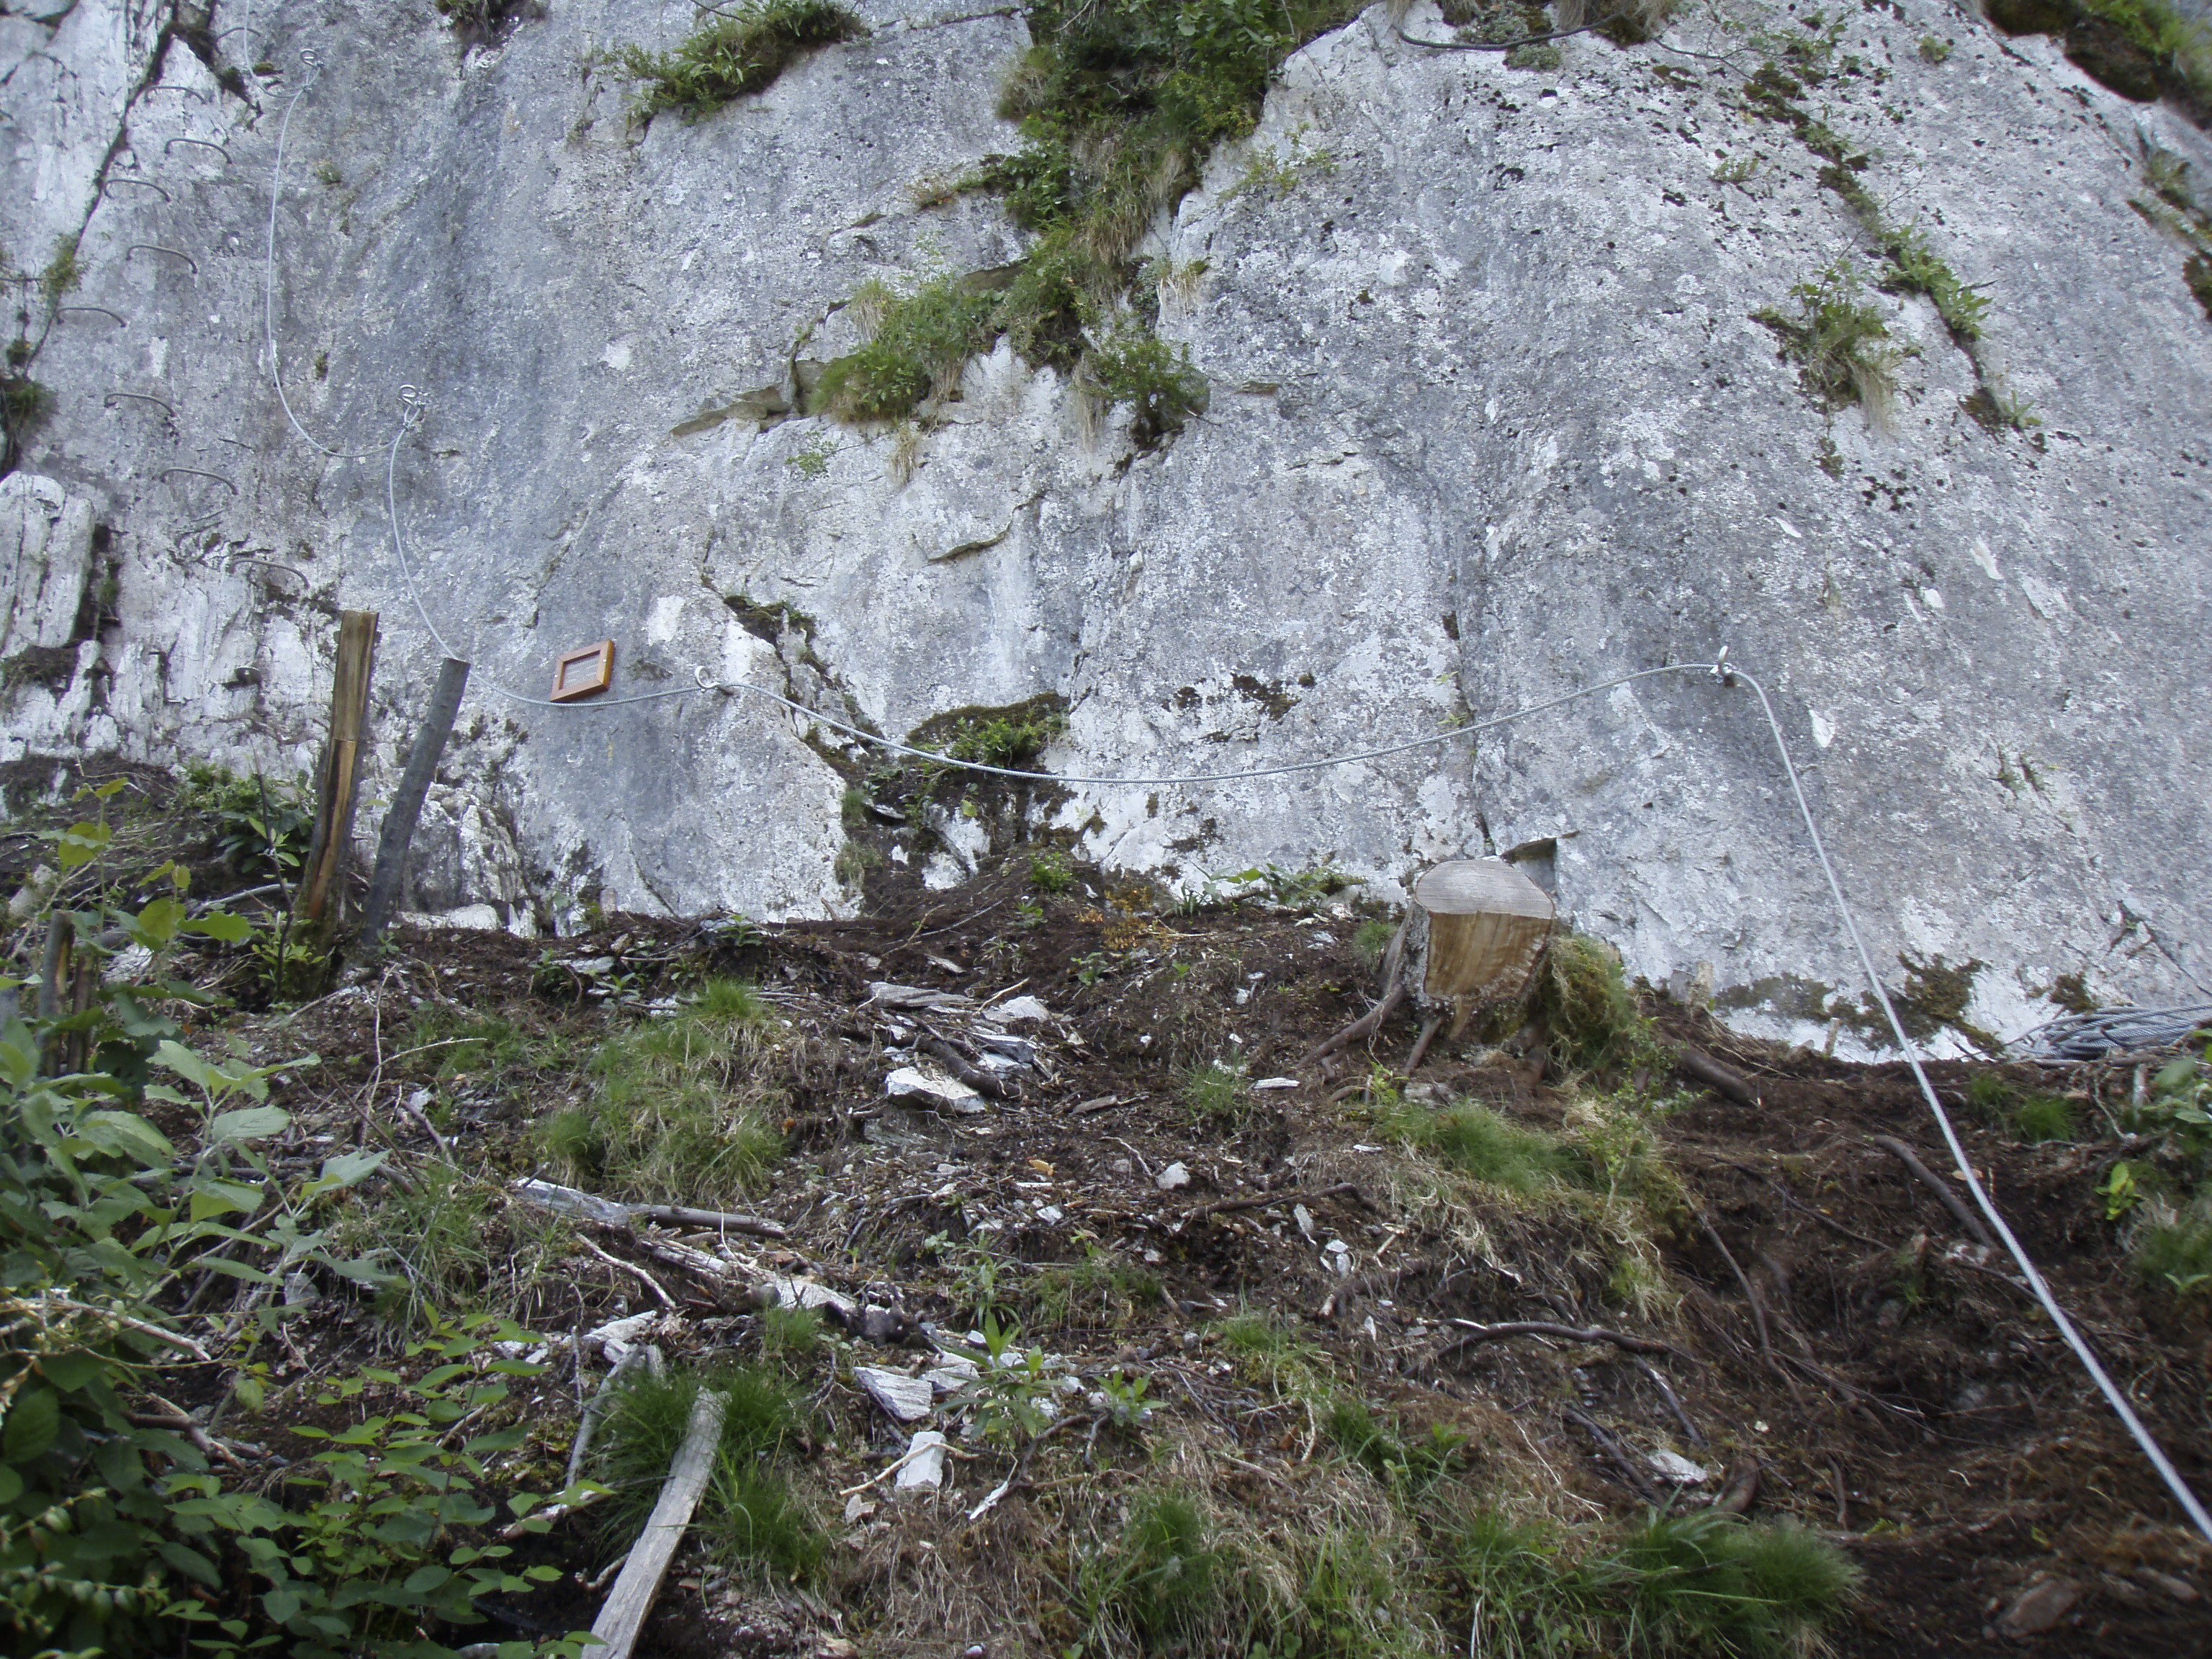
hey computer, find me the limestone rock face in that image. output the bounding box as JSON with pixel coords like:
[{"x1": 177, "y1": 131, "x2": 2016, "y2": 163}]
[{"x1": 4, "y1": 0, "x2": 2210, "y2": 1050}]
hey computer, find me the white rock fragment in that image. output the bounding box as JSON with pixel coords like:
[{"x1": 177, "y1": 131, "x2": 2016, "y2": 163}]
[
  {"x1": 842, "y1": 1494, "x2": 876, "y2": 1524},
  {"x1": 886, "y1": 1066, "x2": 985, "y2": 1113},
  {"x1": 1251, "y1": 1076, "x2": 1298, "y2": 1090},
  {"x1": 894, "y1": 1430, "x2": 949, "y2": 1491},
  {"x1": 922, "y1": 1357, "x2": 980, "y2": 1396},
  {"x1": 1035, "y1": 1204, "x2": 1064, "y2": 1224},
  {"x1": 1647, "y1": 1450, "x2": 1711, "y2": 1486},
  {"x1": 1293, "y1": 1203, "x2": 1316, "y2": 1241},
  {"x1": 1155, "y1": 1161, "x2": 1191, "y2": 1191},
  {"x1": 1323, "y1": 1239, "x2": 1353, "y2": 1275},
  {"x1": 992, "y1": 996, "x2": 1051, "y2": 1024},
  {"x1": 855, "y1": 1367, "x2": 934, "y2": 1423}
]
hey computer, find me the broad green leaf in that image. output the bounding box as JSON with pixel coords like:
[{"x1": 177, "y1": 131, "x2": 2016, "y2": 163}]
[
  {"x1": 208, "y1": 1105, "x2": 289, "y2": 1144},
  {"x1": 54, "y1": 819, "x2": 112, "y2": 871},
  {"x1": 0, "y1": 1464, "x2": 22, "y2": 1503},
  {"x1": 316, "y1": 1149, "x2": 386, "y2": 1190},
  {"x1": 189, "y1": 1179, "x2": 266, "y2": 1221},
  {"x1": 158, "y1": 1539, "x2": 222, "y2": 1588},
  {"x1": 184, "y1": 912, "x2": 253, "y2": 944},
  {"x1": 76, "y1": 1110, "x2": 174, "y2": 1166},
  {"x1": 153, "y1": 1039, "x2": 220, "y2": 1092},
  {"x1": 38, "y1": 1349, "x2": 104, "y2": 1393},
  {"x1": 3, "y1": 1385, "x2": 61, "y2": 1459},
  {"x1": 131, "y1": 895, "x2": 186, "y2": 946}
]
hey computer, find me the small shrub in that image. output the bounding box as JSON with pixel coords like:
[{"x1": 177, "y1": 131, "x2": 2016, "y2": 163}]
[
  {"x1": 181, "y1": 763, "x2": 315, "y2": 886},
  {"x1": 616, "y1": 0, "x2": 866, "y2": 124},
  {"x1": 1079, "y1": 322, "x2": 1208, "y2": 444},
  {"x1": 1179, "y1": 1058, "x2": 1248, "y2": 1121},
  {"x1": 2187, "y1": 253, "x2": 2212, "y2": 319},
  {"x1": 1754, "y1": 261, "x2": 1905, "y2": 428},
  {"x1": 1030, "y1": 850, "x2": 1075, "y2": 892},
  {"x1": 1918, "y1": 34, "x2": 1953, "y2": 62}
]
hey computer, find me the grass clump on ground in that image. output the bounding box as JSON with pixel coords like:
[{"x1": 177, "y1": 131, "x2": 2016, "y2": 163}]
[
  {"x1": 1377, "y1": 1098, "x2": 1588, "y2": 1197},
  {"x1": 594, "y1": 1362, "x2": 824, "y2": 1582},
  {"x1": 1452, "y1": 1506, "x2": 1861, "y2": 1658},
  {"x1": 1179, "y1": 1058, "x2": 1248, "y2": 1122},
  {"x1": 616, "y1": 0, "x2": 866, "y2": 125},
  {"x1": 538, "y1": 978, "x2": 783, "y2": 1204}
]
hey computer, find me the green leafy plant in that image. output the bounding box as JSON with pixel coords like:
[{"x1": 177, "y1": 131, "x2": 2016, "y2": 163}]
[
  {"x1": 182, "y1": 764, "x2": 315, "y2": 888},
  {"x1": 166, "y1": 1318, "x2": 596, "y2": 1658},
  {"x1": 615, "y1": 0, "x2": 867, "y2": 124},
  {"x1": 815, "y1": 274, "x2": 1001, "y2": 422},
  {"x1": 1030, "y1": 850, "x2": 1076, "y2": 893},
  {"x1": 1077, "y1": 322, "x2": 1209, "y2": 444},
  {"x1": 1754, "y1": 261, "x2": 1905, "y2": 426},
  {"x1": 1917, "y1": 34, "x2": 1952, "y2": 62},
  {"x1": 945, "y1": 1312, "x2": 1058, "y2": 1446},
  {"x1": 786, "y1": 431, "x2": 837, "y2": 476}
]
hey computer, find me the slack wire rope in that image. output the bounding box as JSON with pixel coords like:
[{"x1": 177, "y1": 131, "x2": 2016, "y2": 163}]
[
  {"x1": 269, "y1": 42, "x2": 2205, "y2": 1539},
  {"x1": 383, "y1": 396, "x2": 2212, "y2": 1538}
]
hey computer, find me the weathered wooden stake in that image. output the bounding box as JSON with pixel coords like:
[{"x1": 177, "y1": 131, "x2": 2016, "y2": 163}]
[
  {"x1": 588, "y1": 1388, "x2": 728, "y2": 1659},
  {"x1": 356, "y1": 656, "x2": 470, "y2": 952},
  {"x1": 297, "y1": 610, "x2": 379, "y2": 925}
]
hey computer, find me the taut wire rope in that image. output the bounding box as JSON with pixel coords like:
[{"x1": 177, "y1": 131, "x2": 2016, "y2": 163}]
[{"x1": 305, "y1": 53, "x2": 2212, "y2": 1537}]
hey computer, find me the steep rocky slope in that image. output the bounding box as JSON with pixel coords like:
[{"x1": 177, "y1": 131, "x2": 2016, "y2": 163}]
[{"x1": 4, "y1": 0, "x2": 2211, "y2": 1050}]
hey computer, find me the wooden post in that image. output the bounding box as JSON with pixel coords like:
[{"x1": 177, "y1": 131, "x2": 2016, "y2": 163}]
[
  {"x1": 356, "y1": 656, "x2": 470, "y2": 952},
  {"x1": 297, "y1": 610, "x2": 379, "y2": 925},
  {"x1": 588, "y1": 1389, "x2": 727, "y2": 1659}
]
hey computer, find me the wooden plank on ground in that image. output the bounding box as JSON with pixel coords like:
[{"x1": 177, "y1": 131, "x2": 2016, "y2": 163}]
[{"x1": 588, "y1": 1387, "x2": 727, "y2": 1659}]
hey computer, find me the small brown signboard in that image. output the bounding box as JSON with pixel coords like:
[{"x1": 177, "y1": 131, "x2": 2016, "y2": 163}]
[{"x1": 551, "y1": 640, "x2": 614, "y2": 702}]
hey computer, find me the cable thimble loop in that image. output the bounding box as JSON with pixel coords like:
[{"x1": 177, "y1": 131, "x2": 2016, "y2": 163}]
[
  {"x1": 397, "y1": 385, "x2": 430, "y2": 429},
  {"x1": 300, "y1": 48, "x2": 324, "y2": 72},
  {"x1": 1710, "y1": 646, "x2": 1735, "y2": 687}
]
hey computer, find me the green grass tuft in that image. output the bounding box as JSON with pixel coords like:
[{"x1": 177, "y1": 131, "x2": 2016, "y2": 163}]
[
  {"x1": 1351, "y1": 916, "x2": 1397, "y2": 971},
  {"x1": 616, "y1": 0, "x2": 866, "y2": 124},
  {"x1": 1534, "y1": 932, "x2": 1653, "y2": 1074},
  {"x1": 2012, "y1": 1093, "x2": 2077, "y2": 1143},
  {"x1": 595, "y1": 1363, "x2": 822, "y2": 1581},
  {"x1": 537, "y1": 979, "x2": 783, "y2": 1204},
  {"x1": 758, "y1": 1301, "x2": 823, "y2": 1361},
  {"x1": 1086, "y1": 1491, "x2": 1226, "y2": 1640},
  {"x1": 815, "y1": 274, "x2": 1001, "y2": 423},
  {"x1": 1179, "y1": 1059, "x2": 1248, "y2": 1122},
  {"x1": 1378, "y1": 1099, "x2": 1588, "y2": 1198},
  {"x1": 2134, "y1": 1194, "x2": 2212, "y2": 1297}
]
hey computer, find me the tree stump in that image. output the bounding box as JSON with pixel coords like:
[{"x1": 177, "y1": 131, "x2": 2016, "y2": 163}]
[{"x1": 1405, "y1": 858, "x2": 1555, "y2": 1039}]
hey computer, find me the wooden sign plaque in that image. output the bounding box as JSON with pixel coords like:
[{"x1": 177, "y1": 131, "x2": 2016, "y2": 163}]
[{"x1": 551, "y1": 640, "x2": 615, "y2": 702}]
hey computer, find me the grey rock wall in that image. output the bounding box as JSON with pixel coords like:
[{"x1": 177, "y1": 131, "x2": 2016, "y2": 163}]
[{"x1": 4, "y1": 0, "x2": 2210, "y2": 1053}]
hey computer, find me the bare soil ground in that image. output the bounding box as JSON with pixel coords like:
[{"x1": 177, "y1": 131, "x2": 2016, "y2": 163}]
[{"x1": 164, "y1": 854, "x2": 2212, "y2": 1658}]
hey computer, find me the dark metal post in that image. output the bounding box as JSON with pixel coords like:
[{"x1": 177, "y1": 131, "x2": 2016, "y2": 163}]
[{"x1": 356, "y1": 657, "x2": 471, "y2": 952}]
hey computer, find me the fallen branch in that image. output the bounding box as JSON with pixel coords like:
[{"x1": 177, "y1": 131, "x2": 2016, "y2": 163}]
[
  {"x1": 1712, "y1": 1158, "x2": 1892, "y2": 1252},
  {"x1": 1189, "y1": 1181, "x2": 1361, "y2": 1223},
  {"x1": 1318, "y1": 1255, "x2": 1434, "y2": 1321},
  {"x1": 1632, "y1": 1357, "x2": 1705, "y2": 1447},
  {"x1": 1434, "y1": 1318, "x2": 1691, "y2": 1363},
  {"x1": 1673, "y1": 1046, "x2": 1760, "y2": 1106},
  {"x1": 1303, "y1": 971, "x2": 1407, "y2": 1066},
  {"x1": 1870, "y1": 1136, "x2": 1995, "y2": 1249},
  {"x1": 1403, "y1": 1014, "x2": 1444, "y2": 1076},
  {"x1": 921, "y1": 1035, "x2": 1014, "y2": 1100},
  {"x1": 1563, "y1": 1406, "x2": 1665, "y2": 1505},
  {"x1": 513, "y1": 1177, "x2": 786, "y2": 1238},
  {"x1": 1696, "y1": 1218, "x2": 1773, "y2": 1353},
  {"x1": 588, "y1": 1389, "x2": 727, "y2": 1659},
  {"x1": 573, "y1": 1234, "x2": 676, "y2": 1311}
]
